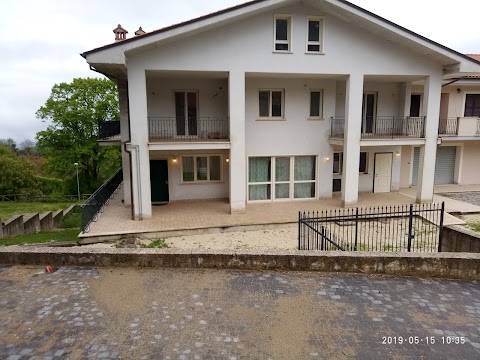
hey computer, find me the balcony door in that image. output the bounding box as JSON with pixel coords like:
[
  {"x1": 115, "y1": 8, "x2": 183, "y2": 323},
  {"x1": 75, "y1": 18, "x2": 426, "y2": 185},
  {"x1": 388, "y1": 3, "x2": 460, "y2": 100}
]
[
  {"x1": 362, "y1": 92, "x2": 377, "y2": 134},
  {"x1": 175, "y1": 91, "x2": 198, "y2": 136}
]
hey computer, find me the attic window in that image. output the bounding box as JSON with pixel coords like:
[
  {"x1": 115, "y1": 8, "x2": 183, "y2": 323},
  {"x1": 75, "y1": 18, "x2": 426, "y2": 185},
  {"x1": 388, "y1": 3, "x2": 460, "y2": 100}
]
[
  {"x1": 274, "y1": 15, "x2": 291, "y2": 52},
  {"x1": 306, "y1": 17, "x2": 324, "y2": 53}
]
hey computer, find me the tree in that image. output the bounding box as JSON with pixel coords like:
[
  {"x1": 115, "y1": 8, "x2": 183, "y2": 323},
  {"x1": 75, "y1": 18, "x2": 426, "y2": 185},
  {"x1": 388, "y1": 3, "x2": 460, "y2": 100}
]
[
  {"x1": 36, "y1": 78, "x2": 121, "y2": 193},
  {"x1": 0, "y1": 145, "x2": 39, "y2": 196},
  {"x1": 0, "y1": 138, "x2": 17, "y2": 152}
]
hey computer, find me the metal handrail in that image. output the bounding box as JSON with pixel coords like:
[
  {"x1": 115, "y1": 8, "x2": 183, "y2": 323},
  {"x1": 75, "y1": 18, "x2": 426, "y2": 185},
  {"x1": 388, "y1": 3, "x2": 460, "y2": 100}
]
[
  {"x1": 148, "y1": 117, "x2": 230, "y2": 142},
  {"x1": 330, "y1": 116, "x2": 425, "y2": 139},
  {"x1": 80, "y1": 168, "x2": 123, "y2": 232},
  {"x1": 438, "y1": 117, "x2": 459, "y2": 135}
]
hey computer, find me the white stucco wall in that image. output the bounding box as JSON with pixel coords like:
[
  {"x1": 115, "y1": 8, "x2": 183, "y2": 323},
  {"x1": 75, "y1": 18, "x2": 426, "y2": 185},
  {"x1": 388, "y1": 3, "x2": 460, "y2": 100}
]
[
  {"x1": 245, "y1": 77, "x2": 335, "y2": 198},
  {"x1": 149, "y1": 150, "x2": 229, "y2": 201},
  {"x1": 399, "y1": 145, "x2": 413, "y2": 188},
  {"x1": 146, "y1": 77, "x2": 228, "y2": 119},
  {"x1": 459, "y1": 141, "x2": 480, "y2": 185}
]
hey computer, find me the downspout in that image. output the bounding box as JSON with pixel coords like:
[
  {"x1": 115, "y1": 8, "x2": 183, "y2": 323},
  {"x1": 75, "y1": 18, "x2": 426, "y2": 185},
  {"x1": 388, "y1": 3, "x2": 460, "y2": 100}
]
[{"x1": 124, "y1": 144, "x2": 143, "y2": 220}]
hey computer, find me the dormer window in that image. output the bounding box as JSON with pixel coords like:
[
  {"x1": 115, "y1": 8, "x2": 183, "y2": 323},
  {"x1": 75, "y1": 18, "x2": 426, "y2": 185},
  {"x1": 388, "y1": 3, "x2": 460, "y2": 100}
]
[
  {"x1": 306, "y1": 17, "x2": 324, "y2": 53},
  {"x1": 274, "y1": 15, "x2": 292, "y2": 52}
]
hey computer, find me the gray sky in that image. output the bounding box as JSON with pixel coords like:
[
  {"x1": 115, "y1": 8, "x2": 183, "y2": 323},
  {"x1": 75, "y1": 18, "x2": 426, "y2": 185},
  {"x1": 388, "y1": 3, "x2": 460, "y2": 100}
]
[{"x1": 1, "y1": 0, "x2": 479, "y2": 144}]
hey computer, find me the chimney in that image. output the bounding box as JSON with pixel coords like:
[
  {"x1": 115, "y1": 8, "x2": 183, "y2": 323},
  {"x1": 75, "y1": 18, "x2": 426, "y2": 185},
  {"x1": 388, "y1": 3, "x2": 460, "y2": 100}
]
[
  {"x1": 113, "y1": 24, "x2": 128, "y2": 42},
  {"x1": 135, "y1": 27, "x2": 146, "y2": 36}
]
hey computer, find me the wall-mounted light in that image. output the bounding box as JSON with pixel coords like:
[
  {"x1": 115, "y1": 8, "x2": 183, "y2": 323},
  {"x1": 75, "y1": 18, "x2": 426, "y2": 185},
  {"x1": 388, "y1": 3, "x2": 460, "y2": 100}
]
[
  {"x1": 324, "y1": 156, "x2": 330, "y2": 161},
  {"x1": 457, "y1": 88, "x2": 461, "y2": 94},
  {"x1": 172, "y1": 157, "x2": 177, "y2": 164},
  {"x1": 395, "y1": 152, "x2": 400, "y2": 157},
  {"x1": 226, "y1": 158, "x2": 230, "y2": 163}
]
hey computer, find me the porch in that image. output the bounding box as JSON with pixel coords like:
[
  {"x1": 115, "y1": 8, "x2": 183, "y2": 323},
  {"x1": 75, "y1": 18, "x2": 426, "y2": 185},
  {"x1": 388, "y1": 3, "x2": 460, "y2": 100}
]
[{"x1": 79, "y1": 184, "x2": 480, "y2": 239}]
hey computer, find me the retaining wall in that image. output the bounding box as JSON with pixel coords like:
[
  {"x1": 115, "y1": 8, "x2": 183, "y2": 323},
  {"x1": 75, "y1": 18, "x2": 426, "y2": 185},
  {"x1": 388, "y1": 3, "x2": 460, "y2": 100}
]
[
  {"x1": 52, "y1": 210, "x2": 63, "y2": 227},
  {"x1": 0, "y1": 247, "x2": 478, "y2": 280},
  {"x1": 39, "y1": 212, "x2": 53, "y2": 231},
  {"x1": 23, "y1": 213, "x2": 40, "y2": 235},
  {"x1": 2, "y1": 215, "x2": 24, "y2": 238},
  {"x1": 442, "y1": 225, "x2": 480, "y2": 253}
]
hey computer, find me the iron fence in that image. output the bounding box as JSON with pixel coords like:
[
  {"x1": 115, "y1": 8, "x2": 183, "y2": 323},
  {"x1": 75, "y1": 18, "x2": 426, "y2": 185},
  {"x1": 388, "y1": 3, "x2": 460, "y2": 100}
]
[
  {"x1": 80, "y1": 168, "x2": 123, "y2": 233},
  {"x1": 148, "y1": 117, "x2": 229, "y2": 142},
  {"x1": 330, "y1": 116, "x2": 425, "y2": 139},
  {"x1": 0, "y1": 194, "x2": 91, "y2": 202},
  {"x1": 477, "y1": 119, "x2": 480, "y2": 136},
  {"x1": 438, "y1": 117, "x2": 459, "y2": 135},
  {"x1": 98, "y1": 120, "x2": 121, "y2": 140},
  {"x1": 298, "y1": 202, "x2": 444, "y2": 252}
]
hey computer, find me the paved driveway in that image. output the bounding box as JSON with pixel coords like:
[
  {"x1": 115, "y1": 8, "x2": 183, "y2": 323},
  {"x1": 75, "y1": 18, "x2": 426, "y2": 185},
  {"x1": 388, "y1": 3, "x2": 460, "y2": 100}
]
[
  {"x1": 439, "y1": 191, "x2": 480, "y2": 208},
  {"x1": 1, "y1": 266, "x2": 479, "y2": 359}
]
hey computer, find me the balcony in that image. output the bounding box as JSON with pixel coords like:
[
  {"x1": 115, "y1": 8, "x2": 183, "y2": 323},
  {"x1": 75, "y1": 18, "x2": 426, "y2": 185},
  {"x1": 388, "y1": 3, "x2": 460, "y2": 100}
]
[
  {"x1": 438, "y1": 117, "x2": 480, "y2": 137},
  {"x1": 331, "y1": 116, "x2": 425, "y2": 139},
  {"x1": 98, "y1": 120, "x2": 121, "y2": 142},
  {"x1": 148, "y1": 117, "x2": 229, "y2": 142}
]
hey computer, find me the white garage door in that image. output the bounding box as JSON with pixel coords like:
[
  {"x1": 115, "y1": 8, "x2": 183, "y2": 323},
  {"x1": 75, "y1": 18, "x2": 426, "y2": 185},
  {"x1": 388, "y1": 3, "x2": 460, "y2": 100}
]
[{"x1": 412, "y1": 146, "x2": 456, "y2": 185}]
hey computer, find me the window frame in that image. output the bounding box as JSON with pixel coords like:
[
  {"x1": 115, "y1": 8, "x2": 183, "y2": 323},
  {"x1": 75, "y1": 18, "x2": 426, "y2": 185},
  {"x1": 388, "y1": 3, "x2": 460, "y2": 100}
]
[
  {"x1": 308, "y1": 89, "x2": 323, "y2": 119},
  {"x1": 258, "y1": 89, "x2": 285, "y2": 120},
  {"x1": 273, "y1": 14, "x2": 292, "y2": 53},
  {"x1": 463, "y1": 93, "x2": 480, "y2": 117},
  {"x1": 247, "y1": 155, "x2": 317, "y2": 202},
  {"x1": 305, "y1": 16, "x2": 325, "y2": 54},
  {"x1": 181, "y1": 155, "x2": 223, "y2": 183},
  {"x1": 332, "y1": 152, "x2": 369, "y2": 174}
]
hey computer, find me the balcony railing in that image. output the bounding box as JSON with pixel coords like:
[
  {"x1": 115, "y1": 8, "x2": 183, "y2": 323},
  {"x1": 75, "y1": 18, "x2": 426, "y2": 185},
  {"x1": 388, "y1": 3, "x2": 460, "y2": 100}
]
[
  {"x1": 438, "y1": 117, "x2": 459, "y2": 135},
  {"x1": 98, "y1": 120, "x2": 121, "y2": 140},
  {"x1": 148, "y1": 117, "x2": 229, "y2": 142},
  {"x1": 331, "y1": 116, "x2": 425, "y2": 139}
]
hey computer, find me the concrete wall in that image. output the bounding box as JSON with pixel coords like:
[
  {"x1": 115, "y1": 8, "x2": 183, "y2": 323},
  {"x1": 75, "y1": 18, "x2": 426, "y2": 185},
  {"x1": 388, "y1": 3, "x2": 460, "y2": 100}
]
[
  {"x1": 52, "y1": 210, "x2": 63, "y2": 228},
  {"x1": 399, "y1": 145, "x2": 413, "y2": 188},
  {"x1": 442, "y1": 225, "x2": 480, "y2": 253},
  {"x1": 23, "y1": 214, "x2": 40, "y2": 235},
  {"x1": 2, "y1": 215, "x2": 24, "y2": 238},
  {"x1": 150, "y1": 150, "x2": 229, "y2": 201},
  {"x1": 459, "y1": 141, "x2": 480, "y2": 185},
  {"x1": 40, "y1": 212, "x2": 53, "y2": 231}
]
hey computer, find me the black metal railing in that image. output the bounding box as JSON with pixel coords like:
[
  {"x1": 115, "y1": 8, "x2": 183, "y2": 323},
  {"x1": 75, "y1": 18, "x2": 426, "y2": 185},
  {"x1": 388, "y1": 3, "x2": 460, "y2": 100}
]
[
  {"x1": 298, "y1": 202, "x2": 444, "y2": 252},
  {"x1": 98, "y1": 120, "x2": 121, "y2": 140},
  {"x1": 0, "y1": 194, "x2": 91, "y2": 202},
  {"x1": 330, "y1": 116, "x2": 426, "y2": 139},
  {"x1": 80, "y1": 168, "x2": 122, "y2": 232},
  {"x1": 438, "y1": 117, "x2": 459, "y2": 135},
  {"x1": 477, "y1": 119, "x2": 480, "y2": 136},
  {"x1": 148, "y1": 117, "x2": 229, "y2": 142}
]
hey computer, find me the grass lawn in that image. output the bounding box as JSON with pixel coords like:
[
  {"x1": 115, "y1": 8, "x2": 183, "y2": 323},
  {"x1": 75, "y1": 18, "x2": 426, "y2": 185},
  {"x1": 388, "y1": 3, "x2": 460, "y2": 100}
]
[
  {"x1": 467, "y1": 222, "x2": 480, "y2": 232},
  {"x1": 0, "y1": 228, "x2": 80, "y2": 246},
  {"x1": 0, "y1": 201, "x2": 77, "y2": 221}
]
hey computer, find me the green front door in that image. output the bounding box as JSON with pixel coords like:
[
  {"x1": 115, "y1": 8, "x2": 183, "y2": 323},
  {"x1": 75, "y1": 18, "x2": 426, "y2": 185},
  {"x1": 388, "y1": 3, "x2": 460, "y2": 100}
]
[{"x1": 150, "y1": 160, "x2": 169, "y2": 203}]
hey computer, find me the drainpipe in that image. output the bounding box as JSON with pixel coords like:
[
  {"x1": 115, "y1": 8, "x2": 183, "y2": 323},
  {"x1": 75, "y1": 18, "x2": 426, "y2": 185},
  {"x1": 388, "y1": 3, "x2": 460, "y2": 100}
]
[{"x1": 124, "y1": 144, "x2": 143, "y2": 220}]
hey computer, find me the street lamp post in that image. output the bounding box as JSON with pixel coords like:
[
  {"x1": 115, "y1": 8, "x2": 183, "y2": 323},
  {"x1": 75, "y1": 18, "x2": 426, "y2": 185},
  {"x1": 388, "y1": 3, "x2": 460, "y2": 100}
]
[{"x1": 74, "y1": 163, "x2": 80, "y2": 201}]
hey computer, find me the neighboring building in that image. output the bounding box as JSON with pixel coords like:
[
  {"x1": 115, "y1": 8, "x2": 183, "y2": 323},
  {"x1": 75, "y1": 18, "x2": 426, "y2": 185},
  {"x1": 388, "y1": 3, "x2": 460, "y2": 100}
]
[{"x1": 82, "y1": 0, "x2": 480, "y2": 220}]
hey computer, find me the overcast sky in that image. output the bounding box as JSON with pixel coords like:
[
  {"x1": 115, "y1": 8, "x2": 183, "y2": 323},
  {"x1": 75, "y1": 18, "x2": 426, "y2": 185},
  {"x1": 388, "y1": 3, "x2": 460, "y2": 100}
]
[{"x1": 1, "y1": 0, "x2": 479, "y2": 144}]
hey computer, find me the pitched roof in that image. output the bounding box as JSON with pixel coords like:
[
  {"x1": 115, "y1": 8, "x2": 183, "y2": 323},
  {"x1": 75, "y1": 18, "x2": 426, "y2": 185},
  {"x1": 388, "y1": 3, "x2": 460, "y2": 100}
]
[
  {"x1": 81, "y1": 0, "x2": 480, "y2": 68},
  {"x1": 465, "y1": 55, "x2": 480, "y2": 78}
]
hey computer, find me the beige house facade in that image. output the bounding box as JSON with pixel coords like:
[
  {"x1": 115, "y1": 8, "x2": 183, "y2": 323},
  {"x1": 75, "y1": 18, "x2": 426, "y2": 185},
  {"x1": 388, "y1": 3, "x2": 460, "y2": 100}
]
[{"x1": 82, "y1": 0, "x2": 480, "y2": 220}]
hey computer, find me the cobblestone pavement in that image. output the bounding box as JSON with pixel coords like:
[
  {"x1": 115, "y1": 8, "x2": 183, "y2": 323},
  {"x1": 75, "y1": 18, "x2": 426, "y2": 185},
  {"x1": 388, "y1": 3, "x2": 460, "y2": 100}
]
[
  {"x1": 439, "y1": 191, "x2": 480, "y2": 207},
  {"x1": 0, "y1": 266, "x2": 479, "y2": 360}
]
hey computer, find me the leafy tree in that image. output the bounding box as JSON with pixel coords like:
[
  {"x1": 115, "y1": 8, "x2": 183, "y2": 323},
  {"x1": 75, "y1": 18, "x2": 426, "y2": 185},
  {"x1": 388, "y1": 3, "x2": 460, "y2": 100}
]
[
  {"x1": 0, "y1": 138, "x2": 17, "y2": 152},
  {"x1": 36, "y1": 78, "x2": 121, "y2": 193},
  {"x1": 0, "y1": 145, "x2": 39, "y2": 196}
]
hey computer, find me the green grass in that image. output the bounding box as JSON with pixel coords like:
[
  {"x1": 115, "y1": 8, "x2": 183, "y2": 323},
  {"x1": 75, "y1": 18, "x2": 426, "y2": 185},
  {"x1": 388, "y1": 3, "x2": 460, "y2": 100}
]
[
  {"x1": 0, "y1": 229, "x2": 80, "y2": 246},
  {"x1": 140, "y1": 239, "x2": 169, "y2": 249},
  {"x1": 0, "y1": 201, "x2": 76, "y2": 221},
  {"x1": 466, "y1": 222, "x2": 480, "y2": 232}
]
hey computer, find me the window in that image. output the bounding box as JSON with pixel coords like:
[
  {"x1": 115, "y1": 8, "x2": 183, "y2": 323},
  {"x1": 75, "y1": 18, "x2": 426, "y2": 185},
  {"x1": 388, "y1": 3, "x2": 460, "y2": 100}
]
[
  {"x1": 182, "y1": 155, "x2": 222, "y2": 183},
  {"x1": 306, "y1": 17, "x2": 324, "y2": 53},
  {"x1": 274, "y1": 15, "x2": 291, "y2": 52},
  {"x1": 464, "y1": 94, "x2": 480, "y2": 117},
  {"x1": 332, "y1": 152, "x2": 368, "y2": 174},
  {"x1": 309, "y1": 90, "x2": 323, "y2": 118},
  {"x1": 248, "y1": 156, "x2": 316, "y2": 201},
  {"x1": 259, "y1": 90, "x2": 284, "y2": 118}
]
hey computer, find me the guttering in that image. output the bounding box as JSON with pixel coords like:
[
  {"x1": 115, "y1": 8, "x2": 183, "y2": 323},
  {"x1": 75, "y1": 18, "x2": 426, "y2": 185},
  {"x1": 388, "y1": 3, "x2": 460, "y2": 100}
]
[{"x1": 124, "y1": 144, "x2": 142, "y2": 220}]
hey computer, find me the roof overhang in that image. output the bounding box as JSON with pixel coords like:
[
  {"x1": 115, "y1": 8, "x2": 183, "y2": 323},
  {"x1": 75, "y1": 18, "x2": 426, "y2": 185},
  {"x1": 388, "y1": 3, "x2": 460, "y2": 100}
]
[{"x1": 82, "y1": 0, "x2": 480, "y2": 79}]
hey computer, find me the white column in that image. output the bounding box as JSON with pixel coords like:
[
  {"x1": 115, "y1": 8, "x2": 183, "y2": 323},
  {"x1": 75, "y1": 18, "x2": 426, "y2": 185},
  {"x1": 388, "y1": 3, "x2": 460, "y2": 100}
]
[
  {"x1": 127, "y1": 66, "x2": 152, "y2": 219},
  {"x1": 229, "y1": 70, "x2": 246, "y2": 214},
  {"x1": 118, "y1": 81, "x2": 131, "y2": 206},
  {"x1": 342, "y1": 73, "x2": 364, "y2": 206},
  {"x1": 402, "y1": 82, "x2": 412, "y2": 117},
  {"x1": 416, "y1": 74, "x2": 442, "y2": 203}
]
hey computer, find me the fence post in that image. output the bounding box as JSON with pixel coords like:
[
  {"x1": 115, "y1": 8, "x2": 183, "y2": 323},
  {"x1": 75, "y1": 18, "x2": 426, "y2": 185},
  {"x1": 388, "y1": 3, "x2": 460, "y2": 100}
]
[
  {"x1": 438, "y1": 202, "x2": 445, "y2": 252},
  {"x1": 354, "y1": 207, "x2": 359, "y2": 251},
  {"x1": 407, "y1": 204, "x2": 413, "y2": 252},
  {"x1": 321, "y1": 226, "x2": 325, "y2": 251},
  {"x1": 298, "y1": 211, "x2": 301, "y2": 250}
]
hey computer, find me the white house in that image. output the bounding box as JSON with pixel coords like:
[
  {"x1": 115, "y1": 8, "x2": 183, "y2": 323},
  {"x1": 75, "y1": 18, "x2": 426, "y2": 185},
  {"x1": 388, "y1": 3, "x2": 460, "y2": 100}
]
[{"x1": 82, "y1": 0, "x2": 480, "y2": 220}]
